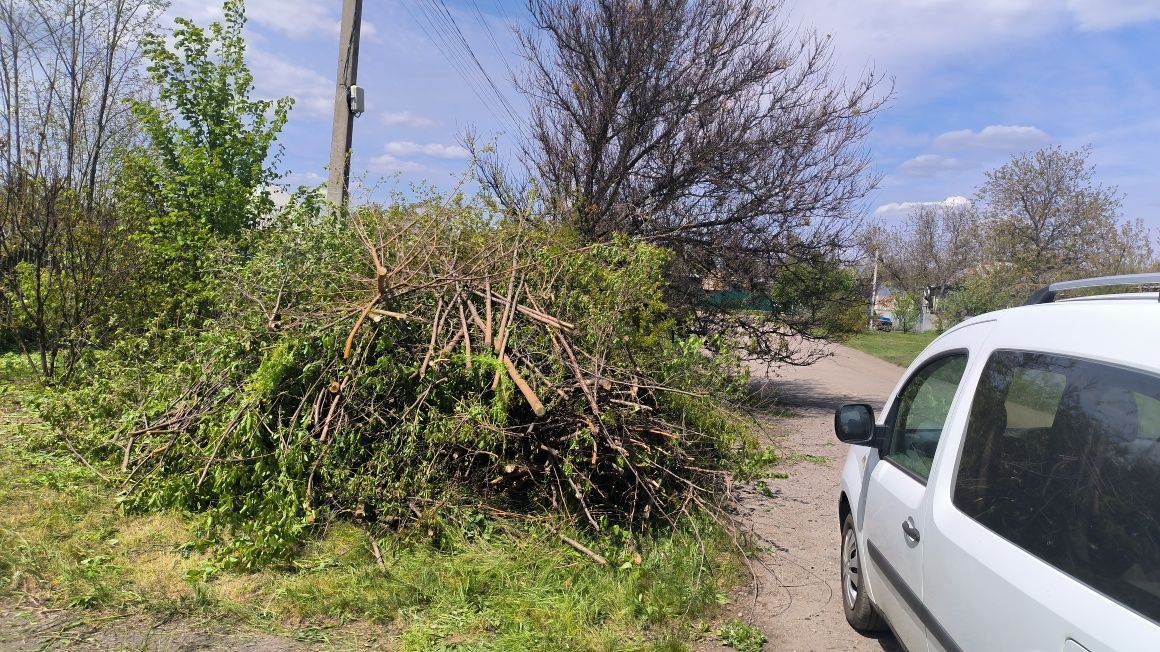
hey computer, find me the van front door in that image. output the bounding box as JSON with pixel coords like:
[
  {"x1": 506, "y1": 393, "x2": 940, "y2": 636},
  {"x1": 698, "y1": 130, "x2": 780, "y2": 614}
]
[{"x1": 863, "y1": 352, "x2": 968, "y2": 652}]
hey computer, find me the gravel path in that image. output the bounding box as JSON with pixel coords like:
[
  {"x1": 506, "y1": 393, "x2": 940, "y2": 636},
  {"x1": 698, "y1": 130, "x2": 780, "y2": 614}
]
[{"x1": 706, "y1": 343, "x2": 906, "y2": 652}]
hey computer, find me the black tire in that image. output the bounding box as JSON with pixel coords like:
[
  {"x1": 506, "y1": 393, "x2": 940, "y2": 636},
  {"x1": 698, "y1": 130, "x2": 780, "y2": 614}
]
[{"x1": 841, "y1": 512, "x2": 887, "y2": 632}]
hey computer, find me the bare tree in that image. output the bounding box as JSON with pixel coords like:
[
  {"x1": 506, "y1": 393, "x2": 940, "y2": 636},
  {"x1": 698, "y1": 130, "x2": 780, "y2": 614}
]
[
  {"x1": 0, "y1": 0, "x2": 155, "y2": 196},
  {"x1": 480, "y1": 0, "x2": 889, "y2": 364},
  {"x1": 0, "y1": 0, "x2": 159, "y2": 377},
  {"x1": 1093, "y1": 217, "x2": 1154, "y2": 276},
  {"x1": 977, "y1": 145, "x2": 1140, "y2": 287},
  {"x1": 866, "y1": 200, "x2": 980, "y2": 313}
]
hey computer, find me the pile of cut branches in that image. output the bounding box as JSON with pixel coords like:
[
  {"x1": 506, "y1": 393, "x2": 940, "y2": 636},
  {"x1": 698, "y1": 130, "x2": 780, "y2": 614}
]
[{"x1": 51, "y1": 195, "x2": 761, "y2": 564}]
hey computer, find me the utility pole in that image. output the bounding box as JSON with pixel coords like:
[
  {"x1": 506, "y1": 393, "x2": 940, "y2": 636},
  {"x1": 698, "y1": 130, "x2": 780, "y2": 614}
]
[
  {"x1": 326, "y1": 0, "x2": 364, "y2": 208},
  {"x1": 869, "y1": 248, "x2": 879, "y2": 330}
]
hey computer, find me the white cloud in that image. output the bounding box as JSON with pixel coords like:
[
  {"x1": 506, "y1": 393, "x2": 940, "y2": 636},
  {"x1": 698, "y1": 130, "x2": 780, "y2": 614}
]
[
  {"x1": 384, "y1": 141, "x2": 469, "y2": 159},
  {"x1": 165, "y1": 0, "x2": 352, "y2": 40},
  {"x1": 366, "y1": 141, "x2": 469, "y2": 174},
  {"x1": 367, "y1": 154, "x2": 431, "y2": 174},
  {"x1": 162, "y1": 0, "x2": 223, "y2": 23},
  {"x1": 381, "y1": 111, "x2": 437, "y2": 128},
  {"x1": 933, "y1": 125, "x2": 1051, "y2": 152},
  {"x1": 897, "y1": 154, "x2": 966, "y2": 177},
  {"x1": 284, "y1": 171, "x2": 325, "y2": 187},
  {"x1": 248, "y1": 0, "x2": 338, "y2": 39},
  {"x1": 786, "y1": 1, "x2": 1160, "y2": 93},
  {"x1": 786, "y1": 0, "x2": 1063, "y2": 87},
  {"x1": 247, "y1": 50, "x2": 332, "y2": 120},
  {"x1": 1065, "y1": 0, "x2": 1160, "y2": 31},
  {"x1": 874, "y1": 195, "x2": 971, "y2": 220}
]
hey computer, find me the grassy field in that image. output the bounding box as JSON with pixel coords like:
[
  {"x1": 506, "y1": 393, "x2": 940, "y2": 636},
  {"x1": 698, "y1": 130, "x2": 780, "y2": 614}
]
[
  {"x1": 844, "y1": 330, "x2": 940, "y2": 368},
  {"x1": 0, "y1": 354, "x2": 747, "y2": 651}
]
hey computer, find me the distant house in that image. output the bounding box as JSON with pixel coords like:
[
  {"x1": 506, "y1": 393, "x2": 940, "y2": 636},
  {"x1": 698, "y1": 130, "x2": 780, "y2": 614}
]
[{"x1": 872, "y1": 286, "x2": 896, "y2": 319}]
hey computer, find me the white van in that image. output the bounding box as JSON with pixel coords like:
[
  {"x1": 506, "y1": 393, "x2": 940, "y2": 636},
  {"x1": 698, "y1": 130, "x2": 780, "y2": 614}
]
[{"x1": 834, "y1": 274, "x2": 1160, "y2": 652}]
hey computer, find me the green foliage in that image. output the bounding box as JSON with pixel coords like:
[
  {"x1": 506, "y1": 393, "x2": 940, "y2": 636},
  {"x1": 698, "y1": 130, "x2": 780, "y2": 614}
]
[
  {"x1": 764, "y1": 259, "x2": 866, "y2": 340},
  {"x1": 716, "y1": 619, "x2": 766, "y2": 652},
  {"x1": 891, "y1": 291, "x2": 920, "y2": 333},
  {"x1": 938, "y1": 266, "x2": 1024, "y2": 325},
  {"x1": 0, "y1": 354, "x2": 744, "y2": 648},
  {"x1": 729, "y1": 448, "x2": 779, "y2": 483},
  {"x1": 979, "y1": 146, "x2": 1132, "y2": 286},
  {"x1": 43, "y1": 194, "x2": 761, "y2": 568},
  {"x1": 1, "y1": 4, "x2": 768, "y2": 645},
  {"x1": 0, "y1": 178, "x2": 141, "y2": 378}
]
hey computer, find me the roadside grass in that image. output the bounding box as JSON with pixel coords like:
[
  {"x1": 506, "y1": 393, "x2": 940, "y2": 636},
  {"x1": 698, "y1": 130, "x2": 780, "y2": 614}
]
[
  {"x1": 0, "y1": 353, "x2": 744, "y2": 650},
  {"x1": 843, "y1": 330, "x2": 939, "y2": 368}
]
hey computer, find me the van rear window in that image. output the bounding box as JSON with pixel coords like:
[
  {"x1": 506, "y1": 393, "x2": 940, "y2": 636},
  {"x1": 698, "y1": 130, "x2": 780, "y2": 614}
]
[{"x1": 954, "y1": 350, "x2": 1160, "y2": 624}]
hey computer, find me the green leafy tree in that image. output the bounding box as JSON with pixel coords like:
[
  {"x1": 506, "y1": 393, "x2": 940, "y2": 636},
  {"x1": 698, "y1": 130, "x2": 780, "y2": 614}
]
[
  {"x1": 130, "y1": 0, "x2": 291, "y2": 237},
  {"x1": 937, "y1": 265, "x2": 1023, "y2": 325},
  {"x1": 124, "y1": 0, "x2": 292, "y2": 322}
]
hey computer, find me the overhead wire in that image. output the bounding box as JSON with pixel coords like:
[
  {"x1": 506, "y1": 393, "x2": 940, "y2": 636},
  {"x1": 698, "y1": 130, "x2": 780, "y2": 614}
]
[
  {"x1": 430, "y1": 0, "x2": 521, "y2": 129},
  {"x1": 398, "y1": 0, "x2": 524, "y2": 136},
  {"x1": 400, "y1": 0, "x2": 498, "y2": 121},
  {"x1": 468, "y1": 0, "x2": 519, "y2": 88}
]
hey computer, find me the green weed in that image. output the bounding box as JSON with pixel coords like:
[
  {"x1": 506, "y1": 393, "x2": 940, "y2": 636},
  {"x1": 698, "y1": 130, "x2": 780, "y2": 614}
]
[
  {"x1": 729, "y1": 448, "x2": 780, "y2": 482},
  {"x1": 784, "y1": 452, "x2": 828, "y2": 466},
  {"x1": 716, "y1": 618, "x2": 766, "y2": 652}
]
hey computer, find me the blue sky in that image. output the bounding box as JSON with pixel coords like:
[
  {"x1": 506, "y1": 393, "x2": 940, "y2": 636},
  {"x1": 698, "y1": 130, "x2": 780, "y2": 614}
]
[{"x1": 167, "y1": 0, "x2": 1160, "y2": 227}]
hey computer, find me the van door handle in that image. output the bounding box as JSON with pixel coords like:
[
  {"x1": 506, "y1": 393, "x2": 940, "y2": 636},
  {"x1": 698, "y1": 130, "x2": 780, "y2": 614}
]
[{"x1": 901, "y1": 518, "x2": 921, "y2": 542}]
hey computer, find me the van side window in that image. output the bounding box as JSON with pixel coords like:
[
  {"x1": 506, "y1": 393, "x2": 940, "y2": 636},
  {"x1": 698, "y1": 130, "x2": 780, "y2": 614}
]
[
  {"x1": 886, "y1": 354, "x2": 968, "y2": 481},
  {"x1": 954, "y1": 350, "x2": 1160, "y2": 625}
]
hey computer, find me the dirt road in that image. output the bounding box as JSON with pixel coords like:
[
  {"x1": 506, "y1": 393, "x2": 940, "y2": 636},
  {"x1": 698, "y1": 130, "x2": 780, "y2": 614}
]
[{"x1": 709, "y1": 343, "x2": 906, "y2": 652}]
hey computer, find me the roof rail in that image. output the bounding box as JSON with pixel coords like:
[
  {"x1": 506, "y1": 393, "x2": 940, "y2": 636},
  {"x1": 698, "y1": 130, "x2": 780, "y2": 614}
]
[{"x1": 1023, "y1": 273, "x2": 1160, "y2": 305}]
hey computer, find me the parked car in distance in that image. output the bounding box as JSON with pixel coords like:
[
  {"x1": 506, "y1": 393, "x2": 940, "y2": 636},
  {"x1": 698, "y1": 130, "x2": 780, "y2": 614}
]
[
  {"x1": 875, "y1": 315, "x2": 893, "y2": 332},
  {"x1": 835, "y1": 273, "x2": 1160, "y2": 652}
]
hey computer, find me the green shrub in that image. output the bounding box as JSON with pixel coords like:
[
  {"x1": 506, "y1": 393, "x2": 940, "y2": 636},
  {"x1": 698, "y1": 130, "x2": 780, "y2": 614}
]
[{"x1": 892, "y1": 291, "x2": 920, "y2": 333}]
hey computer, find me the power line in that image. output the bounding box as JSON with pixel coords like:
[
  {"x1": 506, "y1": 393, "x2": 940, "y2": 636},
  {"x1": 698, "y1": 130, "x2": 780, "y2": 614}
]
[
  {"x1": 399, "y1": 0, "x2": 523, "y2": 135},
  {"x1": 401, "y1": 0, "x2": 504, "y2": 125}
]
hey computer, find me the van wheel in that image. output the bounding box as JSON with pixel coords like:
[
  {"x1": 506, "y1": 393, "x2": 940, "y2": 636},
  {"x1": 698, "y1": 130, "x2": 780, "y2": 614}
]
[{"x1": 841, "y1": 513, "x2": 886, "y2": 632}]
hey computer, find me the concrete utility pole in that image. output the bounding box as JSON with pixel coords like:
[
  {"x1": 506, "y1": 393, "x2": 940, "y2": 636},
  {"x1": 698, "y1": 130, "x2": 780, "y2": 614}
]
[
  {"x1": 869, "y1": 248, "x2": 879, "y2": 330},
  {"x1": 326, "y1": 0, "x2": 364, "y2": 208}
]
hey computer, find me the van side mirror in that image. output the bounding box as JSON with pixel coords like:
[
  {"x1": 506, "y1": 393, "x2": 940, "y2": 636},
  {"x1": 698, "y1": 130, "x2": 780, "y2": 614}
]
[{"x1": 834, "y1": 404, "x2": 876, "y2": 445}]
